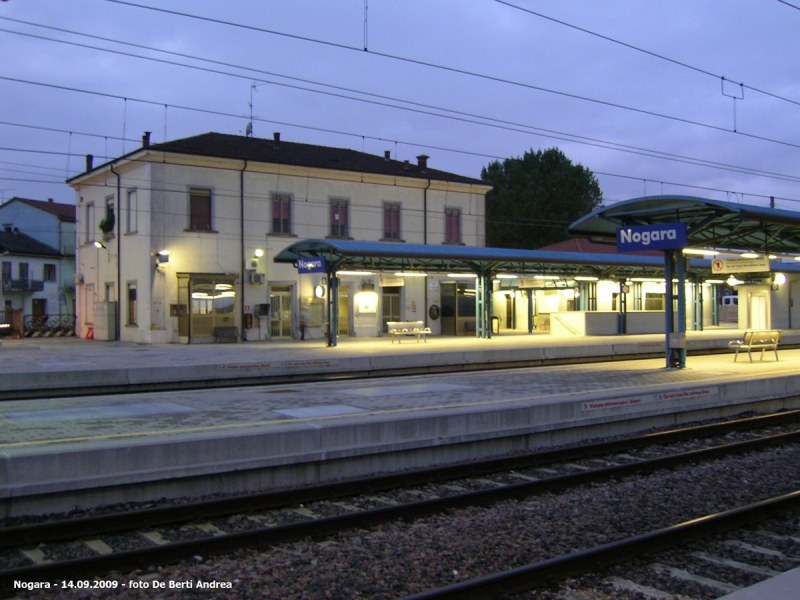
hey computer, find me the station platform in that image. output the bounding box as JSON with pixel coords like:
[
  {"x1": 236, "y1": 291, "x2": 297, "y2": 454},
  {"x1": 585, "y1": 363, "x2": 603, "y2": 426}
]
[
  {"x1": 2, "y1": 329, "x2": 800, "y2": 516},
  {"x1": 719, "y1": 566, "x2": 800, "y2": 599}
]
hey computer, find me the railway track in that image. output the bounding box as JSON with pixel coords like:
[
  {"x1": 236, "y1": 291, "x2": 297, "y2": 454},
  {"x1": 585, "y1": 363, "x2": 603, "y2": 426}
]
[
  {"x1": 3, "y1": 410, "x2": 800, "y2": 594},
  {"x1": 402, "y1": 491, "x2": 800, "y2": 599}
]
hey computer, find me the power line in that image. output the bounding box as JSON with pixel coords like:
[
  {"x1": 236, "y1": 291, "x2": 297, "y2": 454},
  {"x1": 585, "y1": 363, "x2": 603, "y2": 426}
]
[
  {"x1": 494, "y1": 0, "x2": 800, "y2": 109},
  {"x1": 7, "y1": 21, "x2": 800, "y2": 186},
  {"x1": 101, "y1": 0, "x2": 800, "y2": 151}
]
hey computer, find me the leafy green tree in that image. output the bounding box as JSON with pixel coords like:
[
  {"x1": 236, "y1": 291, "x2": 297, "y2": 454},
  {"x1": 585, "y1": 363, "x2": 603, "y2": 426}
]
[{"x1": 481, "y1": 148, "x2": 603, "y2": 249}]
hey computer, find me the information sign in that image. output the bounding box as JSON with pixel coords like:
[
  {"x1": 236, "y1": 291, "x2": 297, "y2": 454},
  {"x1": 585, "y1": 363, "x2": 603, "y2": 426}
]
[
  {"x1": 616, "y1": 222, "x2": 687, "y2": 252},
  {"x1": 297, "y1": 257, "x2": 326, "y2": 274},
  {"x1": 711, "y1": 257, "x2": 770, "y2": 274}
]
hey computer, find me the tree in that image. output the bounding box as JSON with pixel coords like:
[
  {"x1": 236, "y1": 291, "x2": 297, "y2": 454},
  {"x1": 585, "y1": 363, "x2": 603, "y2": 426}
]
[{"x1": 481, "y1": 147, "x2": 603, "y2": 249}]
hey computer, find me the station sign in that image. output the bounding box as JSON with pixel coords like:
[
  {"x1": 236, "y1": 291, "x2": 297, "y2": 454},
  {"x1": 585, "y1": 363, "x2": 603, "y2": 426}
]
[
  {"x1": 711, "y1": 257, "x2": 770, "y2": 274},
  {"x1": 297, "y1": 257, "x2": 326, "y2": 274},
  {"x1": 616, "y1": 222, "x2": 687, "y2": 252}
]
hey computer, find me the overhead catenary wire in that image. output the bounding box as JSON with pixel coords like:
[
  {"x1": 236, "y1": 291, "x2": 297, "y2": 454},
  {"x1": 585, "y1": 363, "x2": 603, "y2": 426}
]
[
  {"x1": 99, "y1": 0, "x2": 800, "y2": 151},
  {"x1": 494, "y1": 0, "x2": 800, "y2": 110}
]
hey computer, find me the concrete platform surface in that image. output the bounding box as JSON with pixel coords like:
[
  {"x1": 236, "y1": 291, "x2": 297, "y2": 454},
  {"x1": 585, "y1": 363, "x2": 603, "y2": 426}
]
[
  {"x1": 3, "y1": 330, "x2": 800, "y2": 516},
  {"x1": 718, "y1": 566, "x2": 800, "y2": 599},
  {"x1": 0, "y1": 328, "x2": 793, "y2": 397}
]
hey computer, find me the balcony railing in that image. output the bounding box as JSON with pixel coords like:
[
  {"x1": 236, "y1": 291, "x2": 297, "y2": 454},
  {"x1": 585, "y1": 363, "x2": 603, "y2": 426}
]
[
  {"x1": 23, "y1": 314, "x2": 76, "y2": 337},
  {"x1": 2, "y1": 278, "x2": 45, "y2": 292}
]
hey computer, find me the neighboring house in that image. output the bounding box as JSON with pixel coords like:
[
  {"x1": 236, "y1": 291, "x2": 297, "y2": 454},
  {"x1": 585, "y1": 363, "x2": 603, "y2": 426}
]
[
  {"x1": 67, "y1": 131, "x2": 490, "y2": 343},
  {"x1": 0, "y1": 198, "x2": 77, "y2": 332}
]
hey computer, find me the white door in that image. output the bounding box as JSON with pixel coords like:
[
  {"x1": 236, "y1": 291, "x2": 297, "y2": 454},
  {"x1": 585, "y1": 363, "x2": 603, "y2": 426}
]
[{"x1": 749, "y1": 293, "x2": 768, "y2": 330}]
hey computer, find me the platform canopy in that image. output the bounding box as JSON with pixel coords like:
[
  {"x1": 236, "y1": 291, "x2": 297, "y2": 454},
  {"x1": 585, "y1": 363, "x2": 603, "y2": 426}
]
[
  {"x1": 273, "y1": 238, "x2": 711, "y2": 279},
  {"x1": 568, "y1": 195, "x2": 800, "y2": 254}
]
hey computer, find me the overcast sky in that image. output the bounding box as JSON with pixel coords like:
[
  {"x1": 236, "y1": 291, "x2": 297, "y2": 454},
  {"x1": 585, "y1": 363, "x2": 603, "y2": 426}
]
[{"x1": 1, "y1": 0, "x2": 799, "y2": 213}]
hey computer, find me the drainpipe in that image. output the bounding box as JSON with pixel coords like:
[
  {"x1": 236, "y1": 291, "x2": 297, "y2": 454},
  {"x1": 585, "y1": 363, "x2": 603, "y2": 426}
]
[
  {"x1": 109, "y1": 162, "x2": 121, "y2": 341},
  {"x1": 240, "y1": 160, "x2": 248, "y2": 341},
  {"x1": 423, "y1": 178, "x2": 431, "y2": 326}
]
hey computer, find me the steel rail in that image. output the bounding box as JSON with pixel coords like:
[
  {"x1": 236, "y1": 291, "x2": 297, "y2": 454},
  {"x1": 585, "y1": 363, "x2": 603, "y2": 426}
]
[
  {"x1": 399, "y1": 490, "x2": 800, "y2": 599},
  {"x1": 2, "y1": 426, "x2": 800, "y2": 590},
  {"x1": 3, "y1": 408, "x2": 800, "y2": 550}
]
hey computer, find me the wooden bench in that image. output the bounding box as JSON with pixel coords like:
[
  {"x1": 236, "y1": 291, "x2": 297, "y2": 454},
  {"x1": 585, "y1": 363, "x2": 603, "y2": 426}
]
[
  {"x1": 387, "y1": 321, "x2": 431, "y2": 343},
  {"x1": 728, "y1": 330, "x2": 781, "y2": 362}
]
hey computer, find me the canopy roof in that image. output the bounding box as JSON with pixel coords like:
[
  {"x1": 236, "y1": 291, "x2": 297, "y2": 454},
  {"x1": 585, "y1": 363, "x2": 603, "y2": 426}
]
[
  {"x1": 273, "y1": 239, "x2": 711, "y2": 279},
  {"x1": 568, "y1": 195, "x2": 800, "y2": 254}
]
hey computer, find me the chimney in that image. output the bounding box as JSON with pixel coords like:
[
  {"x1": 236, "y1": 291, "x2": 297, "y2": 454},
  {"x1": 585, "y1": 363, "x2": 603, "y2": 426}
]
[
  {"x1": 85, "y1": 154, "x2": 94, "y2": 171},
  {"x1": 142, "y1": 131, "x2": 151, "y2": 147},
  {"x1": 273, "y1": 132, "x2": 281, "y2": 148},
  {"x1": 48, "y1": 198, "x2": 54, "y2": 203},
  {"x1": 416, "y1": 154, "x2": 429, "y2": 171},
  {"x1": 384, "y1": 150, "x2": 391, "y2": 161},
  {"x1": 403, "y1": 160, "x2": 410, "y2": 171}
]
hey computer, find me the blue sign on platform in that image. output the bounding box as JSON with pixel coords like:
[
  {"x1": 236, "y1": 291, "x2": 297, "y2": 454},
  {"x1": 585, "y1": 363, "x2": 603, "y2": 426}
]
[
  {"x1": 616, "y1": 222, "x2": 687, "y2": 252},
  {"x1": 297, "y1": 257, "x2": 327, "y2": 273}
]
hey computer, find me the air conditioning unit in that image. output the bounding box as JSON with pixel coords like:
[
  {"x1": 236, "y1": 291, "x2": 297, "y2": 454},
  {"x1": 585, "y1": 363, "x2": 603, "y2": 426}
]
[
  {"x1": 246, "y1": 258, "x2": 259, "y2": 271},
  {"x1": 74, "y1": 273, "x2": 84, "y2": 285},
  {"x1": 249, "y1": 273, "x2": 265, "y2": 284}
]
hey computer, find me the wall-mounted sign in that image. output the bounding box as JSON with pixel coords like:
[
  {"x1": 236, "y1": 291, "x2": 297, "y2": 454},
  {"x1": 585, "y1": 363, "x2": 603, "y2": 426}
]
[
  {"x1": 616, "y1": 222, "x2": 687, "y2": 252},
  {"x1": 379, "y1": 275, "x2": 404, "y2": 287},
  {"x1": 711, "y1": 257, "x2": 770, "y2": 274},
  {"x1": 297, "y1": 257, "x2": 326, "y2": 274}
]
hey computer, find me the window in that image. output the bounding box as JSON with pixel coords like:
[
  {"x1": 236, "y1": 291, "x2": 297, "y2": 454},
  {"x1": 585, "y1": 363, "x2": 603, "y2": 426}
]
[
  {"x1": 383, "y1": 203, "x2": 401, "y2": 240},
  {"x1": 271, "y1": 193, "x2": 292, "y2": 234},
  {"x1": 189, "y1": 189, "x2": 212, "y2": 231},
  {"x1": 329, "y1": 199, "x2": 349, "y2": 238},
  {"x1": 1, "y1": 261, "x2": 10, "y2": 282},
  {"x1": 445, "y1": 207, "x2": 461, "y2": 244},
  {"x1": 85, "y1": 202, "x2": 95, "y2": 243},
  {"x1": 101, "y1": 195, "x2": 115, "y2": 237},
  {"x1": 43, "y1": 264, "x2": 56, "y2": 282},
  {"x1": 127, "y1": 282, "x2": 138, "y2": 326},
  {"x1": 18, "y1": 262, "x2": 28, "y2": 281},
  {"x1": 126, "y1": 188, "x2": 138, "y2": 233}
]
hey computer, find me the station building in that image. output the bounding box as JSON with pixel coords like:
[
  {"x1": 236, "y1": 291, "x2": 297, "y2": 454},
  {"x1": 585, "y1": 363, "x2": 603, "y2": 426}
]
[{"x1": 67, "y1": 132, "x2": 490, "y2": 343}]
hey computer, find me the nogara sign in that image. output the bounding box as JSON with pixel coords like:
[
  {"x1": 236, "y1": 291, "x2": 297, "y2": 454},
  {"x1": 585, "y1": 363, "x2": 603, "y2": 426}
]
[
  {"x1": 297, "y1": 257, "x2": 326, "y2": 274},
  {"x1": 616, "y1": 222, "x2": 687, "y2": 252}
]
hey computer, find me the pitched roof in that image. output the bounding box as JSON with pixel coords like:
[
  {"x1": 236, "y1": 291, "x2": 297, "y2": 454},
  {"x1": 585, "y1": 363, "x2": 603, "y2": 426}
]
[
  {"x1": 0, "y1": 229, "x2": 61, "y2": 256},
  {"x1": 142, "y1": 132, "x2": 488, "y2": 186},
  {"x1": 3, "y1": 197, "x2": 76, "y2": 222}
]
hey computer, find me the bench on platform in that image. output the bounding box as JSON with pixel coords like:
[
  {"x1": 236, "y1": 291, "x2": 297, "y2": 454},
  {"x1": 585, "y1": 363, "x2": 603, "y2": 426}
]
[
  {"x1": 214, "y1": 326, "x2": 239, "y2": 343},
  {"x1": 728, "y1": 330, "x2": 781, "y2": 362},
  {"x1": 386, "y1": 321, "x2": 431, "y2": 343}
]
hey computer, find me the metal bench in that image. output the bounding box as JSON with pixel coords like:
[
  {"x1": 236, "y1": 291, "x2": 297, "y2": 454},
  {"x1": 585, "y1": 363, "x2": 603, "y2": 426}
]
[
  {"x1": 214, "y1": 326, "x2": 239, "y2": 343},
  {"x1": 728, "y1": 330, "x2": 781, "y2": 362},
  {"x1": 386, "y1": 320, "x2": 431, "y2": 343}
]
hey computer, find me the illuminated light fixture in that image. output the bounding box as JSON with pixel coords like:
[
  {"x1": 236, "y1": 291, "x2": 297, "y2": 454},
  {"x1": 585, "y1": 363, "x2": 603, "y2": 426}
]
[
  {"x1": 774, "y1": 273, "x2": 787, "y2": 285},
  {"x1": 253, "y1": 248, "x2": 264, "y2": 258},
  {"x1": 337, "y1": 270, "x2": 373, "y2": 276},
  {"x1": 727, "y1": 275, "x2": 744, "y2": 286},
  {"x1": 157, "y1": 249, "x2": 170, "y2": 264},
  {"x1": 769, "y1": 254, "x2": 777, "y2": 260},
  {"x1": 574, "y1": 276, "x2": 599, "y2": 281},
  {"x1": 93, "y1": 241, "x2": 106, "y2": 249},
  {"x1": 705, "y1": 279, "x2": 725, "y2": 284},
  {"x1": 394, "y1": 272, "x2": 427, "y2": 277},
  {"x1": 495, "y1": 274, "x2": 518, "y2": 279},
  {"x1": 215, "y1": 283, "x2": 233, "y2": 290},
  {"x1": 794, "y1": 256, "x2": 800, "y2": 262},
  {"x1": 314, "y1": 285, "x2": 325, "y2": 298},
  {"x1": 533, "y1": 275, "x2": 560, "y2": 280},
  {"x1": 447, "y1": 273, "x2": 478, "y2": 278},
  {"x1": 741, "y1": 252, "x2": 759, "y2": 259},
  {"x1": 682, "y1": 248, "x2": 718, "y2": 256}
]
